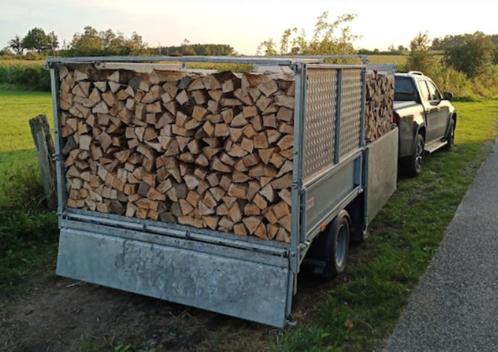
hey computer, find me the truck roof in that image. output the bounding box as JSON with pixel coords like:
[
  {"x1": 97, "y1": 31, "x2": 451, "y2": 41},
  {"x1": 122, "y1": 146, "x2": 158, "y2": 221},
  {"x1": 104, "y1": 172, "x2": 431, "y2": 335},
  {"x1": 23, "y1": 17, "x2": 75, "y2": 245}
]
[{"x1": 395, "y1": 71, "x2": 428, "y2": 79}]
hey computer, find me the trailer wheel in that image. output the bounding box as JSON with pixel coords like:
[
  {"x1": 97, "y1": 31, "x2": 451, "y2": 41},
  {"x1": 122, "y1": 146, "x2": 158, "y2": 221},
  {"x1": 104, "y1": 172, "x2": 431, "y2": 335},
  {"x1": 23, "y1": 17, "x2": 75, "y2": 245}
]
[{"x1": 308, "y1": 210, "x2": 351, "y2": 279}]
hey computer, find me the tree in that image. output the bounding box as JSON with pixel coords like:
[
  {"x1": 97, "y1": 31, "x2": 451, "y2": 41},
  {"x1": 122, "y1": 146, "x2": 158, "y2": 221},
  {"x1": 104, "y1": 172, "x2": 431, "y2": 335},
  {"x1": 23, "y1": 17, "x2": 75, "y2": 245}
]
[
  {"x1": 407, "y1": 33, "x2": 436, "y2": 73},
  {"x1": 69, "y1": 26, "x2": 148, "y2": 56},
  {"x1": 398, "y1": 45, "x2": 408, "y2": 53},
  {"x1": 444, "y1": 32, "x2": 495, "y2": 77},
  {"x1": 8, "y1": 35, "x2": 23, "y2": 55},
  {"x1": 257, "y1": 39, "x2": 278, "y2": 56},
  {"x1": 22, "y1": 28, "x2": 51, "y2": 52},
  {"x1": 70, "y1": 26, "x2": 103, "y2": 55},
  {"x1": 157, "y1": 43, "x2": 234, "y2": 56},
  {"x1": 257, "y1": 11, "x2": 358, "y2": 55},
  {"x1": 47, "y1": 31, "x2": 59, "y2": 54},
  {"x1": 0, "y1": 46, "x2": 13, "y2": 56}
]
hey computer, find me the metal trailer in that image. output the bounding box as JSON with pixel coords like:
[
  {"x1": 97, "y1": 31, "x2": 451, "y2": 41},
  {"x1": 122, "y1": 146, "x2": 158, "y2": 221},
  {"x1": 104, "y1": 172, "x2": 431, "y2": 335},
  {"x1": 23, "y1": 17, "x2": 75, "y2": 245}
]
[{"x1": 47, "y1": 55, "x2": 398, "y2": 328}]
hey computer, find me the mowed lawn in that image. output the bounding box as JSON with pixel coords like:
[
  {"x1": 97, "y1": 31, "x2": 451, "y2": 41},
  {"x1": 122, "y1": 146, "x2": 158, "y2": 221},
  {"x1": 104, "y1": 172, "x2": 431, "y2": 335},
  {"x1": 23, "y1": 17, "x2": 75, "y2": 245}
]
[{"x1": 0, "y1": 86, "x2": 497, "y2": 351}]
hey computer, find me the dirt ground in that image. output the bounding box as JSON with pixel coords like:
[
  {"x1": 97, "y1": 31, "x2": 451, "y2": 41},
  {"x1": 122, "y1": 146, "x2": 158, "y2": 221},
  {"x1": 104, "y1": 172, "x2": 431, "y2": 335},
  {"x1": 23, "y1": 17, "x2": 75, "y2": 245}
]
[{"x1": 0, "y1": 262, "x2": 341, "y2": 352}]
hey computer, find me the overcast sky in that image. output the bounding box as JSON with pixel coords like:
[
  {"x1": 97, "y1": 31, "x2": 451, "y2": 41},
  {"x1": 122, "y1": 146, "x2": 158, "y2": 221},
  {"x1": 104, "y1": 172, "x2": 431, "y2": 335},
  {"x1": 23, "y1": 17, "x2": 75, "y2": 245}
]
[{"x1": 0, "y1": 0, "x2": 497, "y2": 54}]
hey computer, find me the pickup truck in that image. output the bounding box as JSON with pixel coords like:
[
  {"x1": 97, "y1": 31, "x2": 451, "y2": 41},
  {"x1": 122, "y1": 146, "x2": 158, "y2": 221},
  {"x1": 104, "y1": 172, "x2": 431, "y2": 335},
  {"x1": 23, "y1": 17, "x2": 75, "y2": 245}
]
[{"x1": 394, "y1": 71, "x2": 456, "y2": 176}]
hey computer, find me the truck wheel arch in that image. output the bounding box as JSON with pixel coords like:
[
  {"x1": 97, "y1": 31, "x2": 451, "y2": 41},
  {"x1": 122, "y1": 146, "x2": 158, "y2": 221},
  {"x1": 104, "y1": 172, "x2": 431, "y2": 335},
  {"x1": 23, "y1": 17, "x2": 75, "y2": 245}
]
[
  {"x1": 413, "y1": 125, "x2": 426, "y2": 154},
  {"x1": 417, "y1": 125, "x2": 426, "y2": 140}
]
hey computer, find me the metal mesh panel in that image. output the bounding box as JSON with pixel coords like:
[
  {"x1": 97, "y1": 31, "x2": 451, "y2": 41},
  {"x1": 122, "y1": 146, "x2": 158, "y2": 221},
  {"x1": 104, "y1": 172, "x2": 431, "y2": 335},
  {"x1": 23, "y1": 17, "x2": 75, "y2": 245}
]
[
  {"x1": 303, "y1": 68, "x2": 338, "y2": 180},
  {"x1": 339, "y1": 69, "x2": 362, "y2": 157}
]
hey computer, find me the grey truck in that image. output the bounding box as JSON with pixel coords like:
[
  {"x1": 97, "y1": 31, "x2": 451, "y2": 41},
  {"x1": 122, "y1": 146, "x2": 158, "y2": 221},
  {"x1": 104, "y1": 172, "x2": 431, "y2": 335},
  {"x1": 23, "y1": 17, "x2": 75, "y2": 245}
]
[{"x1": 394, "y1": 71, "x2": 456, "y2": 176}]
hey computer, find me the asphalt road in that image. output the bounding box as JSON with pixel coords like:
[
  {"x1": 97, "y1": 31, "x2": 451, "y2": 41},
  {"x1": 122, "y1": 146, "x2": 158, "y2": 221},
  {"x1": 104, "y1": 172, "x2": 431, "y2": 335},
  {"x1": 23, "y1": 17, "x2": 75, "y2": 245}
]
[{"x1": 385, "y1": 141, "x2": 498, "y2": 352}]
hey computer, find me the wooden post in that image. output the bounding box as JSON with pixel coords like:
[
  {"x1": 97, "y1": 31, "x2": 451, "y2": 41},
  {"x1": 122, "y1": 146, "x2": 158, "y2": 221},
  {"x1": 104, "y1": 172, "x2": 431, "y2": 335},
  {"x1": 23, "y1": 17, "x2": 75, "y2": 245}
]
[{"x1": 29, "y1": 115, "x2": 56, "y2": 210}]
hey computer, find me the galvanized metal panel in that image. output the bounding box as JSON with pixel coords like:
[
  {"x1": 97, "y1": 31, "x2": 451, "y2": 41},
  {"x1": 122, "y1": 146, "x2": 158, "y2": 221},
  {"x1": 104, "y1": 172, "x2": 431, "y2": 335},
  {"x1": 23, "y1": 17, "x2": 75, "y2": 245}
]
[
  {"x1": 339, "y1": 69, "x2": 363, "y2": 158},
  {"x1": 64, "y1": 208, "x2": 289, "y2": 256},
  {"x1": 303, "y1": 155, "x2": 360, "y2": 234},
  {"x1": 303, "y1": 68, "x2": 338, "y2": 180},
  {"x1": 57, "y1": 226, "x2": 291, "y2": 327},
  {"x1": 366, "y1": 128, "x2": 399, "y2": 223}
]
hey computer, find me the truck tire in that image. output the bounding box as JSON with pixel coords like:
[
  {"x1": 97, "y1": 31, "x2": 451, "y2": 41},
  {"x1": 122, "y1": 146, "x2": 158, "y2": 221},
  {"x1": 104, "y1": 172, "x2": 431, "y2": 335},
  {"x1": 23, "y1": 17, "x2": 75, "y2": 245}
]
[
  {"x1": 307, "y1": 210, "x2": 351, "y2": 279},
  {"x1": 404, "y1": 133, "x2": 425, "y2": 177},
  {"x1": 443, "y1": 118, "x2": 455, "y2": 151}
]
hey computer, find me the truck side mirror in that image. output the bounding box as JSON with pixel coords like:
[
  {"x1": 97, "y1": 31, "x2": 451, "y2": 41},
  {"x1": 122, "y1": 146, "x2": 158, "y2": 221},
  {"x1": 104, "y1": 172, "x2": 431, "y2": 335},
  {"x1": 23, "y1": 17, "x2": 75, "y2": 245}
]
[{"x1": 443, "y1": 92, "x2": 453, "y2": 101}]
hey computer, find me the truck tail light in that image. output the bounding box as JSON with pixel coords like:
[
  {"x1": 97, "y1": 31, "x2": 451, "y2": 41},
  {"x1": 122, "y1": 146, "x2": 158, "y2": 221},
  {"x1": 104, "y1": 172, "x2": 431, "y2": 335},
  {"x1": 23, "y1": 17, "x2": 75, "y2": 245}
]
[{"x1": 391, "y1": 113, "x2": 400, "y2": 125}]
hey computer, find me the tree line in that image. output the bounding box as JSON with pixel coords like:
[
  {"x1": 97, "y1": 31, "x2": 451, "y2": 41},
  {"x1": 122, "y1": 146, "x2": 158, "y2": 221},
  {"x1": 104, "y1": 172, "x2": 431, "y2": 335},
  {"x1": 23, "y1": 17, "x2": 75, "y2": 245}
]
[
  {"x1": 2, "y1": 27, "x2": 234, "y2": 57},
  {"x1": 408, "y1": 31, "x2": 498, "y2": 77}
]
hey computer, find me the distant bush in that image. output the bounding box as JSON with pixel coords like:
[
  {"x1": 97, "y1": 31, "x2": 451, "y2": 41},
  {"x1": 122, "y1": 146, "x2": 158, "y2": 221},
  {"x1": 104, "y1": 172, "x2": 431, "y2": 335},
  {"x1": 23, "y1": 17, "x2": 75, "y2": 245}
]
[
  {"x1": 428, "y1": 64, "x2": 475, "y2": 99},
  {"x1": 471, "y1": 65, "x2": 498, "y2": 98},
  {"x1": 0, "y1": 63, "x2": 50, "y2": 91},
  {"x1": 444, "y1": 32, "x2": 495, "y2": 77},
  {"x1": 427, "y1": 63, "x2": 498, "y2": 100}
]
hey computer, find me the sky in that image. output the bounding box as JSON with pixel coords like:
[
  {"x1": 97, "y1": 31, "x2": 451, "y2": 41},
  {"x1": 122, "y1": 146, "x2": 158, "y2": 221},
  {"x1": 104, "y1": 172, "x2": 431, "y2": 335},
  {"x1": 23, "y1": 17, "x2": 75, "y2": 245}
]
[{"x1": 0, "y1": 0, "x2": 497, "y2": 54}]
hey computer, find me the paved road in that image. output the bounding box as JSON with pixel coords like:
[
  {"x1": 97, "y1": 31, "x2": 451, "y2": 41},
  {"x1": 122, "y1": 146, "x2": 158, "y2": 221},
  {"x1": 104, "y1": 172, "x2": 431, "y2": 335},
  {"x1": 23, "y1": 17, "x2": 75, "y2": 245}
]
[{"x1": 385, "y1": 141, "x2": 498, "y2": 352}]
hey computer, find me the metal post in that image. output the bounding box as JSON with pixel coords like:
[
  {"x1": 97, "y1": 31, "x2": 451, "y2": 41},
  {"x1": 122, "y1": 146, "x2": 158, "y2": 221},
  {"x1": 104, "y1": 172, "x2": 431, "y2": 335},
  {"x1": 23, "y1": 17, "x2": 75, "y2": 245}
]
[
  {"x1": 50, "y1": 68, "x2": 66, "y2": 221},
  {"x1": 334, "y1": 69, "x2": 343, "y2": 164},
  {"x1": 359, "y1": 67, "x2": 367, "y2": 148},
  {"x1": 290, "y1": 63, "x2": 305, "y2": 278}
]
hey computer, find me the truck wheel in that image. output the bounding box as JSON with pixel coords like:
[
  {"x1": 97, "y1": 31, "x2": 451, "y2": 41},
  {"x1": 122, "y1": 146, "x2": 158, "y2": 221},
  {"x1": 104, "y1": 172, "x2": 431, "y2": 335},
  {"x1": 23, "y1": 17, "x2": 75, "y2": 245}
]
[
  {"x1": 405, "y1": 134, "x2": 425, "y2": 177},
  {"x1": 309, "y1": 210, "x2": 351, "y2": 279},
  {"x1": 443, "y1": 119, "x2": 455, "y2": 151}
]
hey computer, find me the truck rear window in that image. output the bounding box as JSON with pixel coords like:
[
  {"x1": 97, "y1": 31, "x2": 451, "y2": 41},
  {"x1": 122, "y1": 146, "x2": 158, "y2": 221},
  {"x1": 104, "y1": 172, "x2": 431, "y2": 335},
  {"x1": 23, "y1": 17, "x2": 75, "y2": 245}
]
[{"x1": 395, "y1": 77, "x2": 417, "y2": 101}]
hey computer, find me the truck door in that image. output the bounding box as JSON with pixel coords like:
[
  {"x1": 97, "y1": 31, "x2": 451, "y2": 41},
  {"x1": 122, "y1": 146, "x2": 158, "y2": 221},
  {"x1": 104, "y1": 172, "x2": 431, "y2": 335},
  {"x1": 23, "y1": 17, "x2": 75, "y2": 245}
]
[
  {"x1": 426, "y1": 80, "x2": 450, "y2": 140},
  {"x1": 417, "y1": 80, "x2": 446, "y2": 142}
]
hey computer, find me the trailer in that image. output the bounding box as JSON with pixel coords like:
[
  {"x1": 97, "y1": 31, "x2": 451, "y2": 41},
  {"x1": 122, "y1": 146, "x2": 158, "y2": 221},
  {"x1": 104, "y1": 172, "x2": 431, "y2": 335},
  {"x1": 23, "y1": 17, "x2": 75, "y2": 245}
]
[{"x1": 47, "y1": 55, "x2": 398, "y2": 328}]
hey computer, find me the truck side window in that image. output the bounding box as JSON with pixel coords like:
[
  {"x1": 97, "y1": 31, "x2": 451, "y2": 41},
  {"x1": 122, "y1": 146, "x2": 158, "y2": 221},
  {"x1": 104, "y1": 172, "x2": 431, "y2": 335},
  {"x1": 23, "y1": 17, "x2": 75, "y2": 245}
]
[
  {"x1": 426, "y1": 81, "x2": 442, "y2": 101},
  {"x1": 417, "y1": 81, "x2": 430, "y2": 101}
]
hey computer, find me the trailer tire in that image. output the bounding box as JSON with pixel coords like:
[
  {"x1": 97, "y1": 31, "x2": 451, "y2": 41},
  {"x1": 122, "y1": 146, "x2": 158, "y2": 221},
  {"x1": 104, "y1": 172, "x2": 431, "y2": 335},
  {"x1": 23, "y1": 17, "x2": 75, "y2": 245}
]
[{"x1": 310, "y1": 210, "x2": 351, "y2": 279}]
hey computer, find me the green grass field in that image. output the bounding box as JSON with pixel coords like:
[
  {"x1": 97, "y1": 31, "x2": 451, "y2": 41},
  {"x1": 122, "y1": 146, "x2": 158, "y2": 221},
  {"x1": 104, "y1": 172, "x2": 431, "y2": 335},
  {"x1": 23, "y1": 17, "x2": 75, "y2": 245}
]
[
  {"x1": 0, "y1": 88, "x2": 57, "y2": 297},
  {"x1": 0, "y1": 59, "x2": 45, "y2": 66},
  {"x1": 0, "y1": 86, "x2": 497, "y2": 350}
]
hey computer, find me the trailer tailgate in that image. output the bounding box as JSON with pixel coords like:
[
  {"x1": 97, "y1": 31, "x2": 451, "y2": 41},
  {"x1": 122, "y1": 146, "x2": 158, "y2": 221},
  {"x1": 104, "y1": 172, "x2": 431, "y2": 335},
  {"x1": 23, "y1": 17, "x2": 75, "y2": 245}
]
[{"x1": 57, "y1": 218, "x2": 291, "y2": 328}]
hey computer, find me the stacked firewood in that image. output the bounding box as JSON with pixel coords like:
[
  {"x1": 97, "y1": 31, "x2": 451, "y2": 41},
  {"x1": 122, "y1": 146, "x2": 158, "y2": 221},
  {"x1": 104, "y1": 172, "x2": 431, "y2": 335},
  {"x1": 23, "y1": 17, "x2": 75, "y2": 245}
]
[
  {"x1": 59, "y1": 65, "x2": 294, "y2": 243},
  {"x1": 365, "y1": 71, "x2": 394, "y2": 143}
]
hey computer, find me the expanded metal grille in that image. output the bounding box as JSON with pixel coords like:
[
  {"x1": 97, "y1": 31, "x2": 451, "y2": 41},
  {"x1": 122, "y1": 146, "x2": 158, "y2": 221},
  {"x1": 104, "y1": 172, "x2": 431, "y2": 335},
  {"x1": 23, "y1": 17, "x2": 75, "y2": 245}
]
[
  {"x1": 303, "y1": 68, "x2": 338, "y2": 180},
  {"x1": 339, "y1": 69, "x2": 363, "y2": 157}
]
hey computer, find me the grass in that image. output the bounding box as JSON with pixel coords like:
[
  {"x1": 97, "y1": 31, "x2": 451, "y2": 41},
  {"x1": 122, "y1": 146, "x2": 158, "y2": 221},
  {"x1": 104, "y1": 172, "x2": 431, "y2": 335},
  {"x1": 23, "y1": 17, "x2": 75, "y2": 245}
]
[
  {"x1": 277, "y1": 99, "x2": 498, "y2": 351},
  {"x1": 0, "y1": 59, "x2": 45, "y2": 66},
  {"x1": 368, "y1": 55, "x2": 407, "y2": 66},
  {"x1": 0, "y1": 87, "x2": 57, "y2": 298}
]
